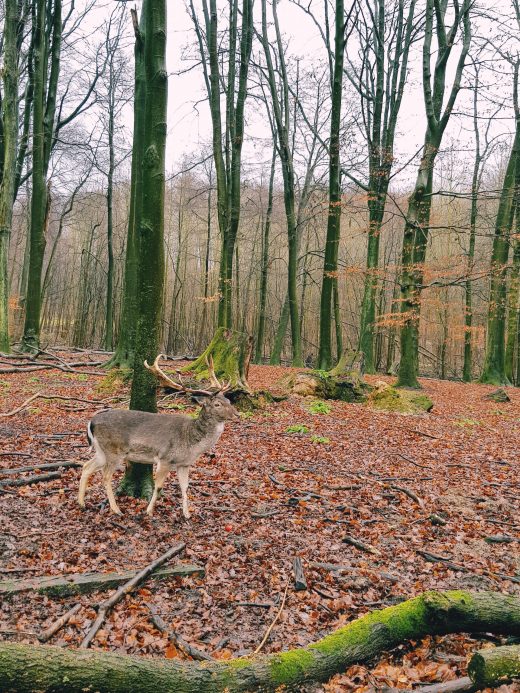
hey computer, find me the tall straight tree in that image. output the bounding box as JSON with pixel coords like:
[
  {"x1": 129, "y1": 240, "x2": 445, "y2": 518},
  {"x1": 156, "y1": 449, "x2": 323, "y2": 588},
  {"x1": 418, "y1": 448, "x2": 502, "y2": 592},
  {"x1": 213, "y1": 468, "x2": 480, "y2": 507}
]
[
  {"x1": 21, "y1": 0, "x2": 62, "y2": 352},
  {"x1": 352, "y1": 0, "x2": 417, "y2": 373},
  {"x1": 259, "y1": 0, "x2": 304, "y2": 366},
  {"x1": 106, "y1": 9, "x2": 145, "y2": 369},
  {"x1": 397, "y1": 0, "x2": 471, "y2": 388},
  {"x1": 119, "y1": 0, "x2": 168, "y2": 499},
  {"x1": 189, "y1": 0, "x2": 253, "y2": 329},
  {"x1": 317, "y1": 0, "x2": 347, "y2": 370},
  {"x1": 480, "y1": 62, "x2": 520, "y2": 385},
  {"x1": 0, "y1": 0, "x2": 22, "y2": 352}
]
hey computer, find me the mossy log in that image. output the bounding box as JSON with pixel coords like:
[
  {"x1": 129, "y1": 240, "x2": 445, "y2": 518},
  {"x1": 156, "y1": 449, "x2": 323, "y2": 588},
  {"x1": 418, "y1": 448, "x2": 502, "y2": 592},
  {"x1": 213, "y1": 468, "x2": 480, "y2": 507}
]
[
  {"x1": 468, "y1": 644, "x2": 520, "y2": 688},
  {"x1": 1, "y1": 591, "x2": 520, "y2": 692},
  {"x1": 180, "y1": 328, "x2": 252, "y2": 392}
]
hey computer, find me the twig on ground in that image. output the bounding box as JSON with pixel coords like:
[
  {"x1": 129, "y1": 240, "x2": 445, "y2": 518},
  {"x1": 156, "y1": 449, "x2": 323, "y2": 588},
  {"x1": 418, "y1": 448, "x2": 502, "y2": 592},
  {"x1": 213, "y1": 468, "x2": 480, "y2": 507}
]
[
  {"x1": 394, "y1": 452, "x2": 432, "y2": 470},
  {"x1": 146, "y1": 602, "x2": 214, "y2": 661},
  {"x1": 80, "y1": 543, "x2": 185, "y2": 648},
  {"x1": 38, "y1": 604, "x2": 81, "y2": 643},
  {"x1": 253, "y1": 580, "x2": 289, "y2": 655},
  {"x1": 343, "y1": 535, "x2": 381, "y2": 555},
  {"x1": 0, "y1": 461, "x2": 81, "y2": 476}
]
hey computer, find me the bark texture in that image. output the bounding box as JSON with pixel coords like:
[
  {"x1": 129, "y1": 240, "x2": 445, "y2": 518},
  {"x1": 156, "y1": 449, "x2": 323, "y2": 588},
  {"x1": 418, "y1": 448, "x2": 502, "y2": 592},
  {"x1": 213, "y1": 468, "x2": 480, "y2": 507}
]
[
  {"x1": 0, "y1": 591, "x2": 519, "y2": 692},
  {"x1": 468, "y1": 644, "x2": 520, "y2": 688}
]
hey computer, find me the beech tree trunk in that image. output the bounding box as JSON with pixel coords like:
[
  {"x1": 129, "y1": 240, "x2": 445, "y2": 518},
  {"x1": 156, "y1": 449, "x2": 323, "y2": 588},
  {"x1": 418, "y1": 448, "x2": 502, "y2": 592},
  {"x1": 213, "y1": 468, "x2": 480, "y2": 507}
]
[
  {"x1": 0, "y1": 0, "x2": 20, "y2": 352},
  {"x1": 120, "y1": 0, "x2": 167, "y2": 500},
  {"x1": 106, "y1": 9, "x2": 145, "y2": 370},
  {"x1": 0, "y1": 591, "x2": 519, "y2": 692}
]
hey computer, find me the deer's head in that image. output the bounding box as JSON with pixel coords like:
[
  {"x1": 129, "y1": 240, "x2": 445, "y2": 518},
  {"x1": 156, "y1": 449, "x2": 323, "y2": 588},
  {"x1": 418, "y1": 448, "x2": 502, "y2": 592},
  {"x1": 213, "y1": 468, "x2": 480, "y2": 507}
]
[{"x1": 194, "y1": 392, "x2": 240, "y2": 422}]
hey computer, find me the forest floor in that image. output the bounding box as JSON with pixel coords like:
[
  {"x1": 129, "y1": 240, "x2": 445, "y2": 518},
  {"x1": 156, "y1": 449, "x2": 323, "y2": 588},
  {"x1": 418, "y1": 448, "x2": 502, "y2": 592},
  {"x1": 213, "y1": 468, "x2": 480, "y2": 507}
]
[{"x1": 0, "y1": 352, "x2": 519, "y2": 692}]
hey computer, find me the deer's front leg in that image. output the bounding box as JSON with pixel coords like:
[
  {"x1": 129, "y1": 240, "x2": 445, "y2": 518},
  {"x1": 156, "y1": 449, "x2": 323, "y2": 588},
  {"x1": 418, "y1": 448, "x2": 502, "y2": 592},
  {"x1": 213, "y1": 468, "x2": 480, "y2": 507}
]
[
  {"x1": 146, "y1": 463, "x2": 170, "y2": 516},
  {"x1": 176, "y1": 465, "x2": 191, "y2": 519}
]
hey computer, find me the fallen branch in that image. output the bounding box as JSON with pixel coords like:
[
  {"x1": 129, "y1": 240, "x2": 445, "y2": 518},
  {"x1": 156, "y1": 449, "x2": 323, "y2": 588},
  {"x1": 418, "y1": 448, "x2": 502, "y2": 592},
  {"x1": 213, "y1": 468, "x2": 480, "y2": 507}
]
[
  {"x1": 253, "y1": 580, "x2": 289, "y2": 655},
  {"x1": 417, "y1": 550, "x2": 520, "y2": 584},
  {"x1": 394, "y1": 452, "x2": 432, "y2": 470},
  {"x1": 0, "y1": 591, "x2": 519, "y2": 691},
  {"x1": 412, "y1": 677, "x2": 476, "y2": 693},
  {"x1": 38, "y1": 604, "x2": 81, "y2": 643},
  {"x1": 146, "y1": 602, "x2": 214, "y2": 661},
  {"x1": 0, "y1": 392, "x2": 106, "y2": 418},
  {"x1": 343, "y1": 534, "x2": 381, "y2": 555},
  {"x1": 80, "y1": 543, "x2": 185, "y2": 648},
  {"x1": 391, "y1": 485, "x2": 425, "y2": 508},
  {"x1": 0, "y1": 461, "x2": 81, "y2": 476},
  {"x1": 0, "y1": 392, "x2": 42, "y2": 418},
  {"x1": 0, "y1": 472, "x2": 62, "y2": 487}
]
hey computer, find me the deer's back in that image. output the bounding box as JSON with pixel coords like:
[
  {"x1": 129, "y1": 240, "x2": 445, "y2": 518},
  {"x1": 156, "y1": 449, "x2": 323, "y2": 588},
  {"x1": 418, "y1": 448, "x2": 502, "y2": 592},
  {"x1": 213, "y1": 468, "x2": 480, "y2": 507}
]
[{"x1": 90, "y1": 409, "x2": 192, "y2": 462}]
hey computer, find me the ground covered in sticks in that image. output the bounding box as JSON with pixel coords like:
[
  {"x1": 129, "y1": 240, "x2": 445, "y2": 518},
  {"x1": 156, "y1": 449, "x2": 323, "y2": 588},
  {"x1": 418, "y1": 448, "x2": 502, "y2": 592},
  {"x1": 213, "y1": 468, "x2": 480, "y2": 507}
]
[{"x1": 0, "y1": 351, "x2": 519, "y2": 691}]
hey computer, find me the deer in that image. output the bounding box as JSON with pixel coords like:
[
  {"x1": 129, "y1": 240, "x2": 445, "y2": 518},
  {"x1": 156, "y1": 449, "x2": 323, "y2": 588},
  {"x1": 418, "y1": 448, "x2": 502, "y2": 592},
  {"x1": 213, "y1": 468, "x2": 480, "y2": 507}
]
[{"x1": 77, "y1": 355, "x2": 239, "y2": 518}]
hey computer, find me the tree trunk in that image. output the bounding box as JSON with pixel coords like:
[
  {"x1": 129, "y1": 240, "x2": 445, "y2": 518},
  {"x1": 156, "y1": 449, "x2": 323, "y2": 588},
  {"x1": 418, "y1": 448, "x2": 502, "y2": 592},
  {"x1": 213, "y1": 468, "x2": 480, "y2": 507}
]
[
  {"x1": 254, "y1": 149, "x2": 275, "y2": 364},
  {"x1": 505, "y1": 239, "x2": 520, "y2": 383},
  {"x1": 106, "y1": 9, "x2": 145, "y2": 370},
  {"x1": 0, "y1": 591, "x2": 519, "y2": 692},
  {"x1": 21, "y1": 0, "x2": 62, "y2": 352},
  {"x1": 480, "y1": 120, "x2": 519, "y2": 385},
  {"x1": 120, "y1": 0, "x2": 167, "y2": 500},
  {"x1": 0, "y1": 0, "x2": 20, "y2": 352},
  {"x1": 317, "y1": 0, "x2": 344, "y2": 370}
]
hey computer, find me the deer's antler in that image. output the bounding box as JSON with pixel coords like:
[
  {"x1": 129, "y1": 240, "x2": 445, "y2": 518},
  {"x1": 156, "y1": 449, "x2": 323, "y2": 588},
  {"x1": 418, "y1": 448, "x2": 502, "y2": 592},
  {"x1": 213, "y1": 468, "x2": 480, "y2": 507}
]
[{"x1": 144, "y1": 354, "x2": 214, "y2": 396}]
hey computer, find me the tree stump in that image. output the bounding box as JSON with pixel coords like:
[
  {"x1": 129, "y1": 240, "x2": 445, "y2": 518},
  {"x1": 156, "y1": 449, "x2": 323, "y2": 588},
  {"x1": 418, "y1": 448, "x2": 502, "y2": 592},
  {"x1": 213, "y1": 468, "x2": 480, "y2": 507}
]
[
  {"x1": 282, "y1": 350, "x2": 370, "y2": 403},
  {"x1": 369, "y1": 380, "x2": 433, "y2": 414},
  {"x1": 180, "y1": 328, "x2": 252, "y2": 392}
]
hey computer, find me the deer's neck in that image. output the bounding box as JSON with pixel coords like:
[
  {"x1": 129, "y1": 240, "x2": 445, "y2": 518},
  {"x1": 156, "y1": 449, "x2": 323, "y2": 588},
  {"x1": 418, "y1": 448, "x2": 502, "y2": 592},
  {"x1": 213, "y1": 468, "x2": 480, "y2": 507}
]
[{"x1": 190, "y1": 410, "x2": 224, "y2": 445}]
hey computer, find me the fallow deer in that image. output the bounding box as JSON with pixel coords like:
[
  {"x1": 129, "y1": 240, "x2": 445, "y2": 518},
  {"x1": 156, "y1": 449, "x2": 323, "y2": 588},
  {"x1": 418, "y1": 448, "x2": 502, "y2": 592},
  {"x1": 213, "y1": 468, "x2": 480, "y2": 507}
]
[{"x1": 78, "y1": 356, "x2": 239, "y2": 517}]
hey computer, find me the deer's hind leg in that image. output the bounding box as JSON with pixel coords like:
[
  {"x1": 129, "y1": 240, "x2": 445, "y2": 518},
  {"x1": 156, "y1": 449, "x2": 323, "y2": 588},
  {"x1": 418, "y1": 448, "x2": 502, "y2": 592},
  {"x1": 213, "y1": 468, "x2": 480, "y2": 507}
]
[
  {"x1": 177, "y1": 465, "x2": 191, "y2": 519},
  {"x1": 102, "y1": 455, "x2": 123, "y2": 515},
  {"x1": 78, "y1": 449, "x2": 106, "y2": 508},
  {"x1": 146, "y1": 462, "x2": 170, "y2": 516}
]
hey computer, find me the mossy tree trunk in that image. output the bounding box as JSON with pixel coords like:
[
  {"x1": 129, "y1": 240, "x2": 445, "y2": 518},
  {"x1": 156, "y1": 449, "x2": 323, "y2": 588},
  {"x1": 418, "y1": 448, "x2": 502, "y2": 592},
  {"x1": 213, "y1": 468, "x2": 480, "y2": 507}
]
[
  {"x1": 181, "y1": 327, "x2": 252, "y2": 392},
  {"x1": 468, "y1": 644, "x2": 520, "y2": 688},
  {"x1": 480, "y1": 84, "x2": 519, "y2": 385},
  {"x1": 120, "y1": 0, "x2": 167, "y2": 500},
  {"x1": 505, "y1": 238, "x2": 520, "y2": 384},
  {"x1": 0, "y1": 591, "x2": 519, "y2": 692},
  {"x1": 0, "y1": 0, "x2": 21, "y2": 352}
]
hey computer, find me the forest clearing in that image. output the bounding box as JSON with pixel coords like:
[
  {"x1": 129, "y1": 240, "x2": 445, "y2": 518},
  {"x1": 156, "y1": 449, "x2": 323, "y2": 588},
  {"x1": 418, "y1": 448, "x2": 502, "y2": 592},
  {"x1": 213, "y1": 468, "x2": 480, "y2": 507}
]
[{"x1": 0, "y1": 352, "x2": 518, "y2": 691}]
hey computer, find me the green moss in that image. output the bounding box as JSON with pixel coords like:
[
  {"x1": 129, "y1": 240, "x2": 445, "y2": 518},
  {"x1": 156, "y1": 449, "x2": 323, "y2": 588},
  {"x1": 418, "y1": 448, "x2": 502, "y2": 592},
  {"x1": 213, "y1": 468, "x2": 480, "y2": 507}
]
[
  {"x1": 310, "y1": 436, "x2": 330, "y2": 444},
  {"x1": 269, "y1": 649, "x2": 316, "y2": 685},
  {"x1": 307, "y1": 400, "x2": 332, "y2": 415},
  {"x1": 369, "y1": 387, "x2": 433, "y2": 414},
  {"x1": 95, "y1": 368, "x2": 131, "y2": 394},
  {"x1": 285, "y1": 424, "x2": 309, "y2": 434}
]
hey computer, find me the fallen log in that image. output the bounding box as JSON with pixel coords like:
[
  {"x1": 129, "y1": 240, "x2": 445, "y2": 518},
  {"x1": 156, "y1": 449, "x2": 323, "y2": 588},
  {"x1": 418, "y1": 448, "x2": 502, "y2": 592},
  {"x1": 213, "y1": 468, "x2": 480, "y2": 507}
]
[
  {"x1": 0, "y1": 591, "x2": 519, "y2": 692},
  {"x1": 0, "y1": 564, "x2": 204, "y2": 597},
  {"x1": 38, "y1": 604, "x2": 81, "y2": 643},
  {"x1": 468, "y1": 644, "x2": 520, "y2": 688},
  {"x1": 81, "y1": 543, "x2": 186, "y2": 648}
]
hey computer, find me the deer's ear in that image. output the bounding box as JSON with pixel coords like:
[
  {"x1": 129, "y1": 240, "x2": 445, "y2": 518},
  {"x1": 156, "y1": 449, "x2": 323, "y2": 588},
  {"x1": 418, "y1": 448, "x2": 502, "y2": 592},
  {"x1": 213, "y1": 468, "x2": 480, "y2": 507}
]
[{"x1": 192, "y1": 395, "x2": 209, "y2": 406}]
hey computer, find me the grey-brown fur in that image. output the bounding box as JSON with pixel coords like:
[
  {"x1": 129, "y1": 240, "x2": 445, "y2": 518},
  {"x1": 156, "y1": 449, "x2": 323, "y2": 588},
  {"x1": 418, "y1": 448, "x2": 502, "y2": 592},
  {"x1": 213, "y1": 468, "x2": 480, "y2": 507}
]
[{"x1": 78, "y1": 393, "x2": 239, "y2": 517}]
